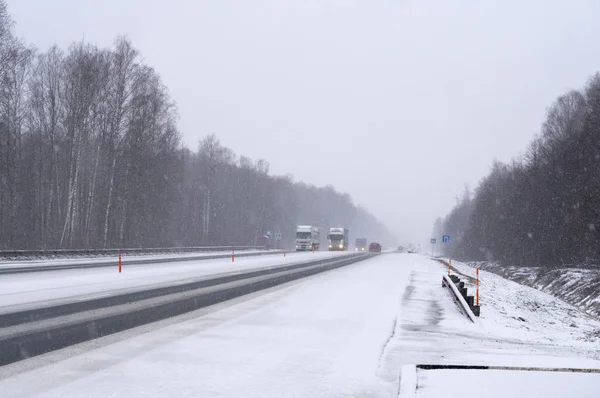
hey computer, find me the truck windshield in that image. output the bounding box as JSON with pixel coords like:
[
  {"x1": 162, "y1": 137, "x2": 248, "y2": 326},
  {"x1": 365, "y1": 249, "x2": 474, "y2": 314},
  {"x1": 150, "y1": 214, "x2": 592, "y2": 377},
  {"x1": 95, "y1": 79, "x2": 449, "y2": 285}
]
[
  {"x1": 296, "y1": 232, "x2": 311, "y2": 239},
  {"x1": 330, "y1": 235, "x2": 343, "y2": 241}
]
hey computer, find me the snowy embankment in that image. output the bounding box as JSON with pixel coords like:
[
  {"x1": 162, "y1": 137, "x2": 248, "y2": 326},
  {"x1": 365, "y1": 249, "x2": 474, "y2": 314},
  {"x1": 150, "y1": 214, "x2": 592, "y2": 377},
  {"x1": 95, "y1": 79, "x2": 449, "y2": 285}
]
[
  {"x1": 465, "y1": 261, "x2": 600, "y2": 319},
  {"x1": 448, "y1": 260, "x2": 600, "y2": 355}
]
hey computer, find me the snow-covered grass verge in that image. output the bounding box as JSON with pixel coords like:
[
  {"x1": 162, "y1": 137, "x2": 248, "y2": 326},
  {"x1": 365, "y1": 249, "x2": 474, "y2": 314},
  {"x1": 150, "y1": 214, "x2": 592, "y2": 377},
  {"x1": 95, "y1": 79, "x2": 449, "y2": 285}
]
[
  {"x1": 465, "y1": 261, "x2": 600, "y2": 319},
  {"x1": 450, "y1": 260, "x2": 600, "y2": 353}
]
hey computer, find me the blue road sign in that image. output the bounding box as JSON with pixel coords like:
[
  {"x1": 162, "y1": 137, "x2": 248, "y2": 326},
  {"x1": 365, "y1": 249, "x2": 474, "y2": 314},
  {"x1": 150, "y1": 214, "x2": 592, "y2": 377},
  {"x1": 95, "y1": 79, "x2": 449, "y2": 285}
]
[
  {"x1": 275, "y1": 232, "x2": 282, "y2": 240},
  {"x1": 430, "y1": 238, "x2": 436, "y2": 244},
  {"x1": 442, "y1": 235, "x2": 450, "y2": 243}
]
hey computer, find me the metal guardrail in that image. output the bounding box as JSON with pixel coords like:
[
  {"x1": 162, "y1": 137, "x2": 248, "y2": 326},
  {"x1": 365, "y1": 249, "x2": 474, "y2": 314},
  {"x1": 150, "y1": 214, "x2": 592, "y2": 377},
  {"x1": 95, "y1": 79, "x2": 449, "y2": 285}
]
[
  {"x1": 442, "y1": 274, "x2": 479, "y2": 323},
  {"x1": 0, "y1": 246, "x2": 265, "y2": 259}
]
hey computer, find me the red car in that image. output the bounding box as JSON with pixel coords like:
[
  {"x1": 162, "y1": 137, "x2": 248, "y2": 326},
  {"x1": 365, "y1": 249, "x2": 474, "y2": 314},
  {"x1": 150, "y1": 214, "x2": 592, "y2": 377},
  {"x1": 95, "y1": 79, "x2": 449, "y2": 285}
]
[{"x1": 369, "y1": 242, "x2": 382, "y2": 252}]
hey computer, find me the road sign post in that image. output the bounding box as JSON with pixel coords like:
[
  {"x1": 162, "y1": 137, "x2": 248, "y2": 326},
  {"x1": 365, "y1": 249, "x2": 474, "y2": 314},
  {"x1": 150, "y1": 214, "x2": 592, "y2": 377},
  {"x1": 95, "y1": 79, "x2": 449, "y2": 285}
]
[
  {"x1": 264, "y1": 231, "x2": 272, "y2": 249},
  {"x1": 274, "y1": 232, "x2": 282, "y2": 249},
  {"x1": 442, "y1": 235, "x2": 451, "y2": 269},
  {"x1": 430, "y1": 238, "x2": 436, "y2": 257}
]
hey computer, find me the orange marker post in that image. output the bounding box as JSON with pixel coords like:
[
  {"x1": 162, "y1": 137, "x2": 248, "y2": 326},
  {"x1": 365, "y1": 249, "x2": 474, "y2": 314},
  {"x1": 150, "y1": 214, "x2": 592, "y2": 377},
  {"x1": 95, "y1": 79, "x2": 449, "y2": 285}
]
[
  {"x1": 118, "y1": 253, "x2": 122, "y2": 273},
  {"x1": 284, "y1": 249, "x2": 286, "y2": 257},
  {"x1": 232, "y1": 250, "x2": 235, "y2": 262},
  {"x1": 476, "y1": 267, "x2": 480, "y2": 306}
]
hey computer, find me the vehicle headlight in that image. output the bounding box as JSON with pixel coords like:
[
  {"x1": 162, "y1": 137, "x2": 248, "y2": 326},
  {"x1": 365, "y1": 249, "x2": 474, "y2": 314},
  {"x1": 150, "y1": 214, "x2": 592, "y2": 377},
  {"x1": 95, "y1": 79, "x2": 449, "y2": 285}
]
[
  {"x1": 361, "y1": 247, "x2": 365, "y2": 251},
  {"x1": 328, "y1": 244, "x2": 332, "y2": 248},
  {"x1": 339, "y1": 244, "x2": 343, "y2": 248}
]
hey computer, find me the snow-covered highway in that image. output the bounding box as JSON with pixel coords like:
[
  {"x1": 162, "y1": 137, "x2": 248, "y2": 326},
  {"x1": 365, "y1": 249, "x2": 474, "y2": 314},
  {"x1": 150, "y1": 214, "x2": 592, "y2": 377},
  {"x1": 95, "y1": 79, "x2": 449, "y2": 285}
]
[
  {"x1": 1, "y1": 253, "x2": 599, "y2": 397},
  {"x1": 0, "y1": 249, "x2": 277, "y2": 274},
  {"x1": 0, "y1": 251, "x2": 348, "y2": 310}
]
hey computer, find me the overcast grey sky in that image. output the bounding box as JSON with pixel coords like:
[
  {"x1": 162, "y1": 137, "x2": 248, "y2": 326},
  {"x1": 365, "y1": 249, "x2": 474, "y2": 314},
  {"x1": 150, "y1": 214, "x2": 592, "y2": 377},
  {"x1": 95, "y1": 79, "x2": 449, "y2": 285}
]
[{"x1": 8, "y1": 0, "x2": 600, "y2": 245}]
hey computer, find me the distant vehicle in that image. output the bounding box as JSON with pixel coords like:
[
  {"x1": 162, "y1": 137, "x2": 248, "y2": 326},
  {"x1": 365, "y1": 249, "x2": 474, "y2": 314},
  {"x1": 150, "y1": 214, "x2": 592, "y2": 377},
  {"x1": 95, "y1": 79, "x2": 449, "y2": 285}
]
[
  {"x1": 296, "y1": 225, "x2": 320, "y2": 251},
  {"x1": 369, "y1": 242, "x2": 382, "y2": 252},
  {"x1": 355, "y1": 238, "x2": 367, "y2": 251},
  {"x1": 328, "y1": 227, "x2": 349, "y2": 251}
]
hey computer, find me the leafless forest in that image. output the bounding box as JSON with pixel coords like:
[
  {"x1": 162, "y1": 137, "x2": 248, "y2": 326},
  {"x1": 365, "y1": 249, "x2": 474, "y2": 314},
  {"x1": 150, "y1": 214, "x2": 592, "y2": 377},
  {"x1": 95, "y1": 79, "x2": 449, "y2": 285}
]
[{"x1": 0, "y1": 2, "x2": 394, "y2": 249}]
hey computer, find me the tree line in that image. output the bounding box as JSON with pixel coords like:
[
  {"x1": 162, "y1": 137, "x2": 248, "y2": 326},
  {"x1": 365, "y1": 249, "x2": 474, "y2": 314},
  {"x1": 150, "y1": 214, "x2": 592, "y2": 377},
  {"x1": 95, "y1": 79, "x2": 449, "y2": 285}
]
[
  {"x1": 0, "y1": 2, "x2": 395, "y2": 249},
  {"x1": 435, "y1": 73, "x2": 600, "y2": 267}
]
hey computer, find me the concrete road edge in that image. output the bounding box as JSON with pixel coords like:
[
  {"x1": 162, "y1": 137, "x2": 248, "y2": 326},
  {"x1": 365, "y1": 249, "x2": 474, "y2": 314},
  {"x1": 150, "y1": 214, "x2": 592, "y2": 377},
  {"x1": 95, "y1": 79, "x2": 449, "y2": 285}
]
[{"x1": 398, "y1": 364, "x2": 417, "y2": 397}]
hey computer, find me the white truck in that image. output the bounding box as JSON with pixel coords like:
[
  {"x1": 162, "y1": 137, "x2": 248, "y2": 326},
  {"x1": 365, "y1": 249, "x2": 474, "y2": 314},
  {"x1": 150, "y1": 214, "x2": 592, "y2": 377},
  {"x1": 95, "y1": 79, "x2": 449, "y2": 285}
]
[
  {"x1": 295, "y1": 225, "x2": 320, "y2": 251},
  {"x1": 328, "y1": 227, "x2": 349, "y2": 251}
]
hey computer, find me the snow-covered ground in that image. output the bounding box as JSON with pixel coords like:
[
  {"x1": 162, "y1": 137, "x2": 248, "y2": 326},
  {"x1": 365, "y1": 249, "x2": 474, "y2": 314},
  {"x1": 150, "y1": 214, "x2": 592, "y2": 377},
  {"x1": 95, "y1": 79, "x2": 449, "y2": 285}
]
[
  {"x1": 0, "y1": 251, "x2": 347, "y2": 311},
  {"x1": 449, "y1": 260, "x2": 600, "y2": 356},
  {"x1": 0, "y1": 254, "x2": 599, "y2": 397}
]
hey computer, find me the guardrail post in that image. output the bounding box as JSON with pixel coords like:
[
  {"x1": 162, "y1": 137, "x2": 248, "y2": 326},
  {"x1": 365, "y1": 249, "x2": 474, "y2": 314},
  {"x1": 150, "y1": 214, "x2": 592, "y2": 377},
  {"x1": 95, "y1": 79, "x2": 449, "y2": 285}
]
[
  {"x1": 118, "y1": 253, "x2": 122, "y2": 273},
  {"x1": 476, "y1": 268, "x2": 479, "y2": 306},
  {"x1": 232, "y1": 250, "x2": 234, "y2": 262}
]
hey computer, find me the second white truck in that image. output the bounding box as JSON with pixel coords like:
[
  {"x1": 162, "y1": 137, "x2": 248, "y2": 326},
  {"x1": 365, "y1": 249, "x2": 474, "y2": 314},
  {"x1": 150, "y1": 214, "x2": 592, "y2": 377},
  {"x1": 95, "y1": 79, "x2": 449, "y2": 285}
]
[{"x1": 328, "y1": 227, "x2": 349, "y2": 251}]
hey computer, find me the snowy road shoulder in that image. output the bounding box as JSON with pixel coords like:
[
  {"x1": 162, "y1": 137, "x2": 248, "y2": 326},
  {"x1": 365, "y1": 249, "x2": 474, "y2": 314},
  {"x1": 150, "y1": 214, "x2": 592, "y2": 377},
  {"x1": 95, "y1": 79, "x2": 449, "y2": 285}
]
[{"x1": 387, "y1": 256, "x2": 600, "y2": 397}]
